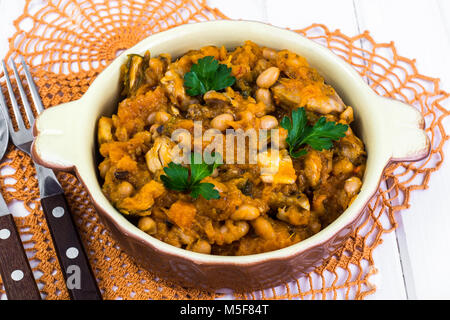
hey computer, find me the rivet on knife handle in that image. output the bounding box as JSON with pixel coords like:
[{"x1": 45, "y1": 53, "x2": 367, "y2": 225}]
[
  {"x1": 0, "y1": 214, "x2": 41, "y2": 300},
  {"x1": 40, "y1": 193, "x2": 102, "y2": 300}
]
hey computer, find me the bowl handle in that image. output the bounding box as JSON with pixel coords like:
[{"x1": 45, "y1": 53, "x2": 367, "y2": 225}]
[
  {"x1": 378, "y1": 96, "x2": 430, "y2": 162},
  {"x1": 31, "y1": 100, "x2": 86, "y2": 171}
]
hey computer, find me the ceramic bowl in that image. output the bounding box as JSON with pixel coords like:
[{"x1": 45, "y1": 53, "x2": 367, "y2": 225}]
[{"x1": 31, "y1": 20, "x2": 430, "y2": 291}]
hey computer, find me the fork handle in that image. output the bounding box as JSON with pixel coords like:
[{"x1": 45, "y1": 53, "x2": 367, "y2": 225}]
[
  {"x1": 41, "y1": 193, "x2": 102, "y2": 300},
  {"x1": 0, "y1": 214, "x2": 41, "y2": 300}
]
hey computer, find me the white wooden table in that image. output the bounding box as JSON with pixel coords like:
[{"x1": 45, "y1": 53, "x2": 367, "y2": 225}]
[{"x1": 0, "y1": 0, "x2": 449, "y2": 300}]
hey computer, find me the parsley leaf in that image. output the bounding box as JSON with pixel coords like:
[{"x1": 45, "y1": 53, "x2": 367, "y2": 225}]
[
  {"x1": 160, "y1": 162, "x2": 189, "y2": 191},
  {"x1": 184, "y1": 56, "x2": 236, "y2": 96},
  {"x1": 190, "y1": 183, "x2": 219, "y2": 200},
  {"x1": 160, "y1": 153, "x2": 222, "y2": 200},
  {"x1": 281, "y1": 107, "x2": 348, "y2": 158}
]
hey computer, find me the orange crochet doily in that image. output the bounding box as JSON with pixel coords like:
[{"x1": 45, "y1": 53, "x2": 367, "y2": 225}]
[{"x1": 0, "y1": 0, "x2": 449, "y2": 300}]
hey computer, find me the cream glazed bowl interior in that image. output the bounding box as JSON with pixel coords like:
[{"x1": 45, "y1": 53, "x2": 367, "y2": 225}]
[{"x1": 31, "y1": 20, "x2": 430, "y2": 291}]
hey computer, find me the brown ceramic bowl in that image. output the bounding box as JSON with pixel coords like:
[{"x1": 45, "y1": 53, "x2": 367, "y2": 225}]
[{"x1": 31, "y1": 20, "x2": 430, "y2": 291}]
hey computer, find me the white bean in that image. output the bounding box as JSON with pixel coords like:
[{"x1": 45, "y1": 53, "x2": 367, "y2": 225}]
[
  {"x1": 344, "y1": 177, "x2": 362, "y2": 195},
  {"x1": 252, "y1": 217, "x2": 275, "y2": 240},
  {"x1": 262, "y1": 48, "x2": 277, "y2": 60},
  {"x1": 259, "y1": 115, "x2": 278, "y2": 130},
  {"x1": 148, "y1": 111, "x2": 170, "y2": 125},
  {"x1": 256, "y1": 67, "x2": 280, "y2": 88},
  {"x1": 191, "y1": 240, "x2": 211, "y2": 254},
  {"x1": 230, "y1": 205, "x2": 260, "y2": 221},
  {"x1": 255, "y1": 88, "x2": 273, "y2": 107},
  {"x1": 138, "y1": 217, "x2": 157, "y2": 234},
  {"x1": 210, "y1": 113, "x2": 234, "y2": 131},
  {"x1": 118, "y1": 181, "x2": 134, "y2": 198}
]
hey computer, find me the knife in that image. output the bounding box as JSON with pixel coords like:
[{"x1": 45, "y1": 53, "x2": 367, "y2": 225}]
[{"x1": 37, "y1": 165, "x2": 102, "y2": 300}]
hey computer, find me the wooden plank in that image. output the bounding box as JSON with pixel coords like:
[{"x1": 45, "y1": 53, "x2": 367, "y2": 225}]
[
  {"x1": 265, "y1": 0, "x2": 359, "y2": 35},
  {"x1": 0, "y1": 0, "x2": 24, "y2": 58},
  {"x1": 207, "y1": 0, "x2": 269, "y2": 22},
  {"x1": 438, "y1": 0, "x2": 450, "y2": 39},
  {"x1": 355, "y1": 0, "x2": 450, "y2": 299},
  {"x1": 264, "y1": 0, "x2": 406, "y2": 299}
]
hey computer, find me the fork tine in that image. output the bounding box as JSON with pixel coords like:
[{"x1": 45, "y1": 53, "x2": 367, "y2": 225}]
[
  {"x1": 0, "y1": 85, "x2": 15, "y2": 135},
  {"x1": 19, "y1": 56, "x2": 44, "y2": 115},
  {"x1": 9, "y1": 58, "x2": 35, "y2": 125},
  {"x1": 1, "y1": 60, "x2": 26, "y2": 130}
]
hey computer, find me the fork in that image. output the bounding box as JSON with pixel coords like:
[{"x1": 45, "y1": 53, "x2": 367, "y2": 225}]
[
  {"x1": 0, "y1": 101, "x2": 41, "y2": 300},
  {"x1": 0, "y1": 57, "x2": 102, "y2": 300}
]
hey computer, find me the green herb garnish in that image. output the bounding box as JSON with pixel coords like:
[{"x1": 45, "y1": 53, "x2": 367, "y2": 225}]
[
  {"x1": 160, "y1": 153, "x2": 222, "y2": 200},
  {"x1": 281, "y1": 107, "x2": 348, "y2": 158},
  {"x1": 184, "y1": 56, "x2": 236, "y2": 96}
]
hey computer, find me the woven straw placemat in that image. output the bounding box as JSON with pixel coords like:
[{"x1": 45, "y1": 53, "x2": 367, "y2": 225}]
[{"x1": 0, "y1": 0, "x2": 448, "y2": 300}]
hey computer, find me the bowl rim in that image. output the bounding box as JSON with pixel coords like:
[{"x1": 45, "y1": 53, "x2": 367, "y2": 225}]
[{"x1": 32, "y1": 19, "x2": 431, "y2": 267}]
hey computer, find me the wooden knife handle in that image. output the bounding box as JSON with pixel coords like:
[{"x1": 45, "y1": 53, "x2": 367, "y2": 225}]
[
  {"x1": 41, "y1": 193, "x2": 102, "y2": 300},
  {"x1": 0, "y1": 214, "x2": 41, "y2": 300}
]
